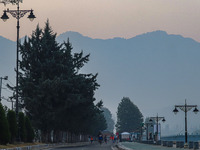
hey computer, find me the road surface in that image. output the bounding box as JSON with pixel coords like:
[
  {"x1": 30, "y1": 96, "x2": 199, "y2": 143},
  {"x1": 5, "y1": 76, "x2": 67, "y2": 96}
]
[
  {"x1": 49, "y1": 141, "x2": 117, "y2": 150},
  {"x1": 120, "y1": 142, "x2": 187, "y2": 150}
]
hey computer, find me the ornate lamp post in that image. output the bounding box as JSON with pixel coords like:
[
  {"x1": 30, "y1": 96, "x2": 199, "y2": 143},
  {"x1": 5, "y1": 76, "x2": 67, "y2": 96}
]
[
  {"x1": 149, "y1": 114, "x2": 165, "y2": 143},
  {"x1": 0, "y1": 76, "x2": 8, "y2": 101},
  {"x1": 1, "y1": 0, "x2": 35, "y2": 116},
  {"x1": 173, "y1": 99, "x2": 199, "y2": 148}
]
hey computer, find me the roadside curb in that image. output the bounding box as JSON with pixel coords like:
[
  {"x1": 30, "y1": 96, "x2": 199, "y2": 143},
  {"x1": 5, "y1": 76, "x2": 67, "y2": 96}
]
[
  {"x1": 49, "y1": 142, "x2": 90, "y2": 149},
  {"x1": 115, "y1": 143, "x2": 132, "y2": 150},
  {"x1": 0, "y1": 142, "x2": 90, "y2": 150}
]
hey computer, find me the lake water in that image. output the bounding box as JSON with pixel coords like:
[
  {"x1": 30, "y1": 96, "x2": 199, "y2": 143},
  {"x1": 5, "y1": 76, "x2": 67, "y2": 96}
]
[{"x1": 161, "y1": 135, "x2": 200, "y2": 142}]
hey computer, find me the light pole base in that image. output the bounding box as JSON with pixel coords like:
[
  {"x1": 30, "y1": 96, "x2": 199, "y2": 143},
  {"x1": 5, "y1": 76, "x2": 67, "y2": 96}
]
[{"x1": 184, "y1": 143, "x2": 188, "y2": 148}]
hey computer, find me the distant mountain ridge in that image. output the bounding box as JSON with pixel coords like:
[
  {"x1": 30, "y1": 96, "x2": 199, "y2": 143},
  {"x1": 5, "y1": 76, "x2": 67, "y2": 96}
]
[
  {"x1": 53, "y1": 30, "x2": 200, "y2": 131},
  {"x1": 1, "y1": 30, "x2": 200, "y2": 133},
  {"x1": 0, "y1": 35, "x2": 15, "y2": 85}
]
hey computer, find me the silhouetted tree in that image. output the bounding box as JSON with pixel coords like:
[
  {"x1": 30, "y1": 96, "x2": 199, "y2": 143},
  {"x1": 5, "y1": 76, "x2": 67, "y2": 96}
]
[
  {"x1": 0, "y1": 102, "x2": 10, "y2": 144},
  {"x1": 7, "y1": 110, "x2": 17, "y2": 143},
  {"x1": 102, "y1": 107, "x2": 114, "y2": 132},
  {"x1": 116, "y1": 97, "x2": 143, "y2": 133},
  {"x1": 19, "y1": 20, "x2": 101, "y2": 142},
  {"x1": 25, "y1": 116, "x2": 34, "y2": 142},
  {"x1": 18, "y1": 112, "x2": 26, "y2": 142}
]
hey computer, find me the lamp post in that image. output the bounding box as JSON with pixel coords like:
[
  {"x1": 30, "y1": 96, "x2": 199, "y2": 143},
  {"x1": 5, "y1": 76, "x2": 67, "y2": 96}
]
[
  {"x1": 173, "y1": 99, "x2": 199, "y2": 148},
  {"x1": 1, "y1": 0, "x2": 35, "y2": 116},
  {"x1": 0, "y1": 76, "x2": 8, "y2": 101},
  {"x1": 149, "y1": 114, "x2": 165, "y2": 144}
]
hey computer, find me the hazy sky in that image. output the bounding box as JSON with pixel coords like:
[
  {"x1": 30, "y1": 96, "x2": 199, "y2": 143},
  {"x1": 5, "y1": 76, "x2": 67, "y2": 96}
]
[{"x1": 1, "y1": 0, "x2": 200, "y2": 42}]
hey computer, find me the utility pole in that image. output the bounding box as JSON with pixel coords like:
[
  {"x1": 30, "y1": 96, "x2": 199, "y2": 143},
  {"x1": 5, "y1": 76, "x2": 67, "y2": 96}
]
[{"x1": 0, "y1": 76, "x2": 8, "y2": 101}]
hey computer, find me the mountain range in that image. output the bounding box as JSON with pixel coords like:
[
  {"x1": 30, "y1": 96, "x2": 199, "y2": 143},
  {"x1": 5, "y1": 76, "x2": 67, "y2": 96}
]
[{"x1": 1, "y1": 30, "x2": 200, "y2": 135}]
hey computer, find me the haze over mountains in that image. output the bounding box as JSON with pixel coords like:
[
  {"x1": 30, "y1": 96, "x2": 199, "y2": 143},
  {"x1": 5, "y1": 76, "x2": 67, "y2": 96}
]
[{"x1": 1, "y1": 30, "x2": 200, "y2": 135}]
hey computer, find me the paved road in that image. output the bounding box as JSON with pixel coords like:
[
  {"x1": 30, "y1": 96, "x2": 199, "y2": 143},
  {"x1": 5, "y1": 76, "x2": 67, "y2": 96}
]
[{"x1": 49, "y1": 141, "x2": 117, "y2": 150}]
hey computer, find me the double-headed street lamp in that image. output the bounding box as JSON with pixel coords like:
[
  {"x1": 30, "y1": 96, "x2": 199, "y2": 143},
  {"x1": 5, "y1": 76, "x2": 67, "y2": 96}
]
[
  {"x1": 173, "y1": 99, "x2": 199, "y2": 148},
  {"x1": 1, "y1": 1, "x2": 35, "y2": 116},
  {"x1": 0, "y1": 76, "x2": 8, "y2": 101},
  {"x1": 149, "y1": 114, "x2": 165, "y2": 143}
]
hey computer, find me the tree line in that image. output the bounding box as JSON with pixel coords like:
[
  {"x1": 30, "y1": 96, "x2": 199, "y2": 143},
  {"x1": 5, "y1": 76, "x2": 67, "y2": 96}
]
[{"x1": 0, "y1": 103, "x2": 34, "y2": 144}]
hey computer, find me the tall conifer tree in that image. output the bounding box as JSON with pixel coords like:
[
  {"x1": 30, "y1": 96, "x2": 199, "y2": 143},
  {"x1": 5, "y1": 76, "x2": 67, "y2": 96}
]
[
  {"x1": 116, "y1": 97, "x2": 143, "y2": 133},
  {"x1": 19, "y1": 21, "x2": 101, "y2": 142},
  {"x1": 102, "y1": 107, "x2": 115, "y2": 132}
]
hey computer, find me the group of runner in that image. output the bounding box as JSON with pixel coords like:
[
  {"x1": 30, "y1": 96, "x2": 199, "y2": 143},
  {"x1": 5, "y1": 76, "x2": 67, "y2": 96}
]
[
  {"x1": 110, "y1": 134, "x2": 119, "y2": 143},
  {"x1": 89, "y1": 132, "x2": 119, "y2": 145}
]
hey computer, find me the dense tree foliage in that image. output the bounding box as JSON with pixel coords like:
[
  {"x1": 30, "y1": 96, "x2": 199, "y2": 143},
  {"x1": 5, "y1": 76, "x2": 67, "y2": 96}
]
[
  {"x1": 18, "y1": 112, "x2": 26, "y2": 142},
  {"x1": 18, "y1": 21, "x2": 106, "y2": 142},
  {"x1": 0, "y1": 102, "x2": 10, "y2": 144},
  {"x1": 92, "y1": 111, "x2": 107, "y2": 135},
  {"x1": 88, "y1": 101, "x2": 107, "y2": 135},
  {"x1": 102, "y1": 107, "x2": 114, "y2": 132},
  {"x1": 25, "y1": 116, "x2": 34, "y2": 142},
  {"x1": 116, "y1": 97, "x2": 143, "y2": 133},
  {"x1": 7, "y1": 110, "x2": 17, "y2": 143}
]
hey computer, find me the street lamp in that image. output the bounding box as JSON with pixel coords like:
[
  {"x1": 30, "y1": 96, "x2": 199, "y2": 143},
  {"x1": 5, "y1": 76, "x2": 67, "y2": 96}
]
[
  {"x1": 149, "y1": 114, "x2": 165, "y2": 144},
  {"x1": 0, "y1": 76, "x2": 8, "y2": 101},
  {"x1": 1, "y1": 0, "x2": 35, "y2": 116},
  {"x1": 173, "y1": 99, "x2": 199, "y2": 148}
]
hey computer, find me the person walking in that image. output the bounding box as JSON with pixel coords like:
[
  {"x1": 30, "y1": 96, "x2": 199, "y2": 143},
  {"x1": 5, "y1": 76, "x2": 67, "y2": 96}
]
[
  {"x1": 90, "y1": 136, "x2": 93, "y2": 144},
  {"x1": 98, "y1": 135, "x2": 103, "y2": 145},
  {"x1": 104, "y1": 135, "x2": 107, "y2": 144}
]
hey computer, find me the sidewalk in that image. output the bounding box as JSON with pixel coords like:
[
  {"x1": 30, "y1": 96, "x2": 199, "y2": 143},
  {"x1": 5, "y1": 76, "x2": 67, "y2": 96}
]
[{"x1": 117, "y1": 142, "x2": 190, "y2": 150}]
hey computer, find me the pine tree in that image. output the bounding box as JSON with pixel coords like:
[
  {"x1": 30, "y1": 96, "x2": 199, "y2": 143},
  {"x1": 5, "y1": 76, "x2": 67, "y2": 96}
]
[
  {"x1": 7, "y1": 110, "x2": 17, "y2": 143},
  {"x1": 116, "y1": 97, "x2": 143, "y2": 133},
  {"x1": 18, "y1": 112, "x2": 26, "y2": 142},
  {"x1": 102, "y1": 107, "x2": 115, "y2": 132},
  {"x1": 25, "y1": 116, "x2": 34, "y2": 142},
  {"x1": 0, "y1": 102, "x2": 10, "y2": 144},
  {"x1": 19, "y1": 21, "x2": 100, "y2": 142}
]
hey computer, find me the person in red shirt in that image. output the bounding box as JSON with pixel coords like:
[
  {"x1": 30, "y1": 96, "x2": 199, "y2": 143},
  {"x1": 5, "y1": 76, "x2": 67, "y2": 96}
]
[{"x1": 90, "y1": 136, "x2": 93, "y2": 143}]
